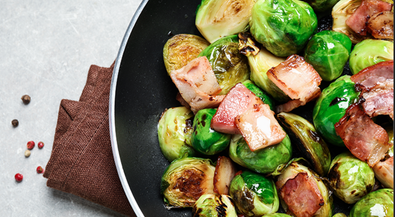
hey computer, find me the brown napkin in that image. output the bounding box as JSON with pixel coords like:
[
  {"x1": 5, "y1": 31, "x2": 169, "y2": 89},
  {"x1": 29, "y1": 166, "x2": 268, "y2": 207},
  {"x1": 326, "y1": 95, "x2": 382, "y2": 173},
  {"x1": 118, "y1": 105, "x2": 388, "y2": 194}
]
[{"x1": 44, "y1": 63, "x2": 136, "y2": 217}]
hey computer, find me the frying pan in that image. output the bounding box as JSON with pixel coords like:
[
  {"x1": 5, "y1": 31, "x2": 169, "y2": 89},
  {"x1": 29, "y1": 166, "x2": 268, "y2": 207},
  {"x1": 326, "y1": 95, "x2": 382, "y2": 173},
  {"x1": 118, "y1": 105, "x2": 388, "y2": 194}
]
[{"x1": 109, "y1": 0, "x2": 352, "y2": 216}]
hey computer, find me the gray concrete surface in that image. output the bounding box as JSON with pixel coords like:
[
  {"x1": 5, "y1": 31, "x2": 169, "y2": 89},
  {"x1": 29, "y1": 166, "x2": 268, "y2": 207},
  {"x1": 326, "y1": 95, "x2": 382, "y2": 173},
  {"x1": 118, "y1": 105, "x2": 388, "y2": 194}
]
[{"x1": 1, "y1": 0, "x2": 141, "y2": 216}]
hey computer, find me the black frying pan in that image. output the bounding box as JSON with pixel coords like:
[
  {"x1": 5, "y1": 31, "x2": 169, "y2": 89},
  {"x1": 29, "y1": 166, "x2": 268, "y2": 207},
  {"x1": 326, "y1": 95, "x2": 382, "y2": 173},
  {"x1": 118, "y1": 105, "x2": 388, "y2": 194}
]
[{"x1": 109, "y1": 0, "x2": 352, "y2": 216}]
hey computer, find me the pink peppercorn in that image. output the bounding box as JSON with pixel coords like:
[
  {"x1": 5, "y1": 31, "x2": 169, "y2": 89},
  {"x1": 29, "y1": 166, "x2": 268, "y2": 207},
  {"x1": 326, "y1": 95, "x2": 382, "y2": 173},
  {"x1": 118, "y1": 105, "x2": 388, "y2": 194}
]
[
  {"x1": 27, "y1": 141, "x2": 35, "y2": 150},
  {"x1": 15, "y1": 173, "x2": 23, "y2": 182},
  {"x1": 36, "y1": 166, "x2": 44, "y2": 174},
  {"x1": 37, "y1": 141, "x2": 44, "y2": 149}
]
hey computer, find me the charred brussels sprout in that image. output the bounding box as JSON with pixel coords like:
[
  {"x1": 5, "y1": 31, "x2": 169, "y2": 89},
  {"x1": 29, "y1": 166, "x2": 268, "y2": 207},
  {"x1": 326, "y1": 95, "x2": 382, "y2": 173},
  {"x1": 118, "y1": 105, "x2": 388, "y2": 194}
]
[
  {"x1": 229, "y1": 170, "x2": 279, "y2": 216},
  {"x1": 304, "y1": 0, "x2": 341, "y2": 14},
  {"x1": 349, "y1": 39, "x2": 394, "y2": 74},
  {"x1": 229, "y1": 134, "x2": 292, "y2": 174},
  {"x1": 192, "y1": 194, "x2": 237, "y2": 217},
  {"x1": 327, "y1": 152, "x2": 375, "y2": 204},
  {"x1": 157, "y1": 107, "x2": 196, "y2": 162},
  {"x1": 192, "y1": 108, "x2": 231, "y2": 155},
  {"x1": 199, "y1": 34, "x2": 250, "y2": 94},
  {"x1": 277, "y1": 112, "x2": 331, "y2": 176},
  {"x1": 195, "y1": 0, "x2": 255, "y2": 43},
  {"x1": 249, "y1": 0, "x2": 318, "y2": 57},
  {"x1": 304, "y1": 30, "x2": 352, "y2": 81},
  {"x1": 313, "y1": 75, "x2": 359, "y2": 146},
  {"x1": 161, "y1": 157, "x2": 215, "y2": 208},
  {"x1": 163, "y1": 34, "x2": 210, "y2": 75},
  {"x1": 349, "y1": 188, "x2": 394, "y2": 217},
  {"x1": 242, "y1": 80, "x2": 276, "y2": 111}
]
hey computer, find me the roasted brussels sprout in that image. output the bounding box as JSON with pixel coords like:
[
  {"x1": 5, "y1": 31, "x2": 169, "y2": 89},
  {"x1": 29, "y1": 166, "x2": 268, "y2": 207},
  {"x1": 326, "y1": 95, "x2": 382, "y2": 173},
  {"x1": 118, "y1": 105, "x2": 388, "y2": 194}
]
[
  {"x1": 199, "y1": 34, "x2": 250, "y2": 94},
  {"x1": 327, "y1": 152, "x2": 375, "y2": 204},
  {"x1": 163, "y1": 34, "x2": 210, "y2": 75},
  {"x1": 192, "y1": 108, "x2": 232, "y2": 155},
  {"x1": 275, "y1": 160, "x2": 332, "y2": 217},
  {"x1": 192, "y1": 194, "x2": 237, "y2": 217},
  {"x1": 349, "y1": 39, "x2": 394, "y2": 74},
  {"x1": 229, "y1": 170, "x2": 280, "y2": 216},
  {"x1": 161, "y1": 157, "x2": 215, "y2": 208},
  {"x1": 229, "y1": 134, "x2": 292, "y2": 174},
  {"x1": 349, "y1": 188, "x2": 394, "y2": 217},
  {"x1": 249, "y1": 0, "x2": 318, "y2": 57},
  {"x1": 332, "y1": 213, "x2": 348, "y2": 217},
  {"x1": 242, "y1": 80, "x2": 276, "y2": 111},
  {"x1": 277, "y1": 112, "x2": 331, "y2": 176},
  {"x1": 157, "y1": 107, "x2": 196, "y2": 162},
  {"x1": 313, "y1": 75, "x2": 360, "y2": 146},
  {"x1": 304, "y1": 30, "x2": 352, "y2": 81},
  {"x1": 304, "y1": 0, "x2": 341, "y2": 14},
  {"x1": 262, "y1": 214, "x2": 292, "y2": 217},
  {"x1": 195, "y1": 0, "x2": 255, "y2": 43}
]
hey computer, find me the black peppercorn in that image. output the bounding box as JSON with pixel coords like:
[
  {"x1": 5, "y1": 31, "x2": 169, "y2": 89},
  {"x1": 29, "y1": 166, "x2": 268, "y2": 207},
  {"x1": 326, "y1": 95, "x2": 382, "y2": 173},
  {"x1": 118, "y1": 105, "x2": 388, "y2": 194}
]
[
  {"x1": 12, "y1": 119, "x2": 19, "y2": 127},
  {"x1": 21, "y1": 95, "x2": 31, "y2": 104}
]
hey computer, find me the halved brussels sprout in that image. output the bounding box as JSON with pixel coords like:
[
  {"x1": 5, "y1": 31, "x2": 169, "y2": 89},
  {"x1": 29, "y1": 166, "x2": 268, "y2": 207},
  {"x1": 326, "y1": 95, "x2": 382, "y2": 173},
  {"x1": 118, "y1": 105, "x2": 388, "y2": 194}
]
[
  {"x1": 229, "y1": 134, "x2": 292, "y2": 174},
  {"x1": 275, "y1": 160, "x2": 332, "y2": 217},
  {"x1": 242, "y1": 80, "x2": 276, "y2": 111},
  {"x1": 349, "y1": 188, "x2": 394, "y2": 217},
  {"x1": 192, "y1": 108, "x2": 232, "y2": 155},
  {"x1": 161, "y1": 157, "x2": 215, "y2": 208},
  {"x1": 249, "y1": 0, "x2": 318, "y2": 57},
  {"x1": 327, "y1": 152, "x2": 375, "y2": 204},
  {"x1": 192, "y1": 194, "x2": 237, "y2": 217},
  {"x1": 239, "y1": 37, "x2": 289, "y2": 102},
  {"x1": 229, "y1": 170, "x2": 280, "y2": 216},
  {"x1": 349, "y1": 39, "x2": 394, "y2": 74},
  {"x1": 157, "y1": 107, "x2": 196, "y2": 162},
  {"x1": 277, "y1": 112, "x2": 331, "y2": 176},
  {"x1": 304, "y1": 30, "x2": 352, "y2": 81},
  {"x1": 163, "y1": 34, "x2": 210, "y2": 75},
  {"x1": 199, "y1": 34, "x2": 250, "y2": 94},
  {"x1": 313, "y1": 75, "x2": 360, "y2": 146},
  {"x1": 195, "y1": 0, "x2": 255, "y2": 43}
]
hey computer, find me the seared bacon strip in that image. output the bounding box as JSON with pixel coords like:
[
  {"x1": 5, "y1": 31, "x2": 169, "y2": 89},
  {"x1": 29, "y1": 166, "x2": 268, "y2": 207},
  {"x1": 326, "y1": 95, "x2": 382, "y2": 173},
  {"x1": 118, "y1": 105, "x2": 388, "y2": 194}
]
[
  {"x1": 171, "y1": 56, "x2": 222, "y2": 113},
  {"x1": 211, "y1": 83, "x2": 263, "y2": 134},
  {"x1": 280, "y1": 172, "x2": 324, "y2": 217},
  {"x1": 367, "y1": 11, "x2": 394, "y2": 39},
  {"x1": 361, "y1": 81, "x2": 394, "y2": 119},
  {"x1": 335, "y1": 103, "x2": 391, "y2": 167},
  {"x1": 235, "y1": 103, "x2": 286, "y2": 151},
  {"x1": 276, "y1": 89, "x2": 321, "y2": 113},
  {"x1": 267, "y1": 55, "x2": 322, "y2": 113},
  {"x1": 351, "y1": 60, "x2": 393, "y2": 89},
  {"x1": 346, "y1": 0, "x2": 392, "y2": 36}
]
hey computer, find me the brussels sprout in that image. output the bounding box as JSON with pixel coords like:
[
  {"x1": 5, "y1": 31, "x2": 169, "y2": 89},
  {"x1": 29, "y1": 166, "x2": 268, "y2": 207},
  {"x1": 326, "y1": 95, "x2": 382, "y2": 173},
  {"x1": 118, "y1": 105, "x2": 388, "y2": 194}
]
[
  {"x1": 313, "y1": 75, "x2": 359, "y2": 146},
  {"x1": 158, "y1": 107, "x2": 196, "y2": 162},
  {"x1": 229, "y1": 134, "x2": 292, "y2": 174},
  {"x1": 242, "y1": 80, "x2": 276, "y2": 111},
  {"x1": 192, "y1": 108, "x2": 232, "y2": 155},
  {"x1": 349, "y1": 188, "x2": 394, "y2": 217},
  {"x1": 349, "y1": 39, "x2": 394, "y2": 74},
  {"x1": 192, "y1": 194, "x2": 237, "y2": 217},
  {"x1": 277, "y1": 112, "x2": 331, "y2": 176},
  {"x1": 275, "y1": 160, "x2": 333, "y2": 217},
  {"x1": 229, "y1": 170, "x2": 280, "y2": 216},
  {"x1": 327, "y1": 152, "x2": 375, "y2": 204},
  {"x1": 199, "y1": 34, "x2": 250, "y2": 94},
  {"x1": 195, "y1": 0, "x2": 255, "y2": 43},
  {"x1": 332, "y1": 213, "x2": 348, "y2": 217},
  {"x1": 304, "y1": 30, "x2": 352, "y2": 81},
  {"x1": 262, "y1": 214, "x2": 292, "y2": 217},
  {"x1": 249, "y1": 0, "x2": 318, "y2": 57},
  {"x1": 304, "y1": 0, "x2": 341, "y2": 14},
  {"x1": 161, "y1": 157, "x2": 215, "y2": 208},
  {"x1": 163, "y1": 34, "x2": 210, "y2": 75}
]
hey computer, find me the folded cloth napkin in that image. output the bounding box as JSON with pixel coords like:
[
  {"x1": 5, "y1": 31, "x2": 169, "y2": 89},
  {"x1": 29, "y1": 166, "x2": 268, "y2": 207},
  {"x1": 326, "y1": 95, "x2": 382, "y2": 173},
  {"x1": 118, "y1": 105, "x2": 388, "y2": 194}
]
[{"x1": 43, "y1": 63, "x2": 136, "y2": 217}]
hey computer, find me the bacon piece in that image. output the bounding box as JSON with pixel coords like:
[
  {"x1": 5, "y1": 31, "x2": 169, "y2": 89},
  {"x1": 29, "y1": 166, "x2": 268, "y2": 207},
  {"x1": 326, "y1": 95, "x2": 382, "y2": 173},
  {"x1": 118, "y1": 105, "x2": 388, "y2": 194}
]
[
  {"x1": 235, "y1": 103, "x2": 286, "y2": 151},
  {"x1": 267, "y1": 55, "x2": 322, "y2": 113},
  {"x1": 346, "y1": 0, "x2": 392, "y2": 36},
  {"x1": 276, "y1": 89, "x2": 321, "y2": 113},
  {"x1": 367, "y1": 11, "x2": 394, "y2": 39},
  {"x1": 280, "y1": 173, "x2": 324, "y2": 217},
  {"x1": 351, "y1": 60, "x2": 394, "y2": 89},
  {"x1": 171, "y1": 56, "x2": 222, "y2": 113},
  {"x1": 361, "y1": 81, "x2": 394, "y2": 119},
  {"x1": 211, "y1": 83, "x2": 262, "y2": 134},
  {"x1": 213, "y1": 156, "x2": 237, "y2": 195},
  {"x1": 335, "y1": 103, "x2": 391, "y2": 167},
  {"x1": 373, "y1": 156, "x2": 394, "y2": 188}
]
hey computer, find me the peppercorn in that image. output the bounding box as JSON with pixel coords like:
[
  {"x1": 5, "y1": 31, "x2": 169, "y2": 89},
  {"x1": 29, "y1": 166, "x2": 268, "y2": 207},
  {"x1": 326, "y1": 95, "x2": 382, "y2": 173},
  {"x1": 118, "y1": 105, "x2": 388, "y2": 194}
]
[
  {"x1": 27, "y1": 141, "x2": 35, "y2": 150},
  {"x1": 36, "y1": 166, "x2": 44, "y2": 174},
  {"x1": 15, "y1": 173, "x2": 23, "y2": 182},
  {"x1": 38, "y1": 141, "x2": 44, "y2": 149},
  {"x1": 21, "y1": 95, "x2": 31, "y2": 105},
  {"x1": 11, "y1": 119, "x2": 19, "y2": 127},
  {"x1": 24, "y1": 150, "x2": 31, "y2": 158}
]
